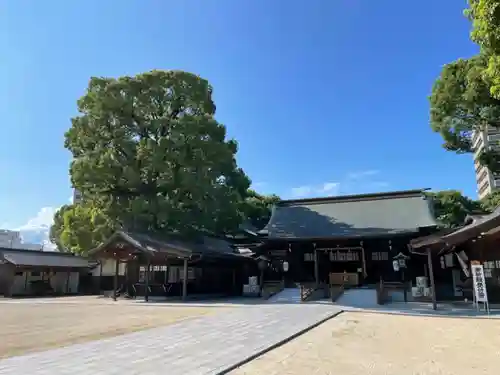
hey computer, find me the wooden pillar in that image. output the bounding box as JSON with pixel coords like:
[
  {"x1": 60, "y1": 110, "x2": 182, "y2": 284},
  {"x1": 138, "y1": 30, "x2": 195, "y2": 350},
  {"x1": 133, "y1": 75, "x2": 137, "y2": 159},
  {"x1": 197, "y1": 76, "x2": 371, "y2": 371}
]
[
  {"x1": 66, "y1": 270, "x2": 70, "y2": 294},
  {"x1": 24, "y1": 270, "x2": 28, "y2": 293},
  {"x1": 361, "y1": 246, "x2": 367, "y2": 278},
  {"x1": 314, "y1": 249, "x2": 319, "y2": 287},
  {"x1": 165, "y1": 259, "x2": 170, "y2": 284},
  {"x1": 232, "y1": 268, "x2": 237, "y2": 295},
  {"x1": 182, "y1": 258, "x2": 188, "y2": 301},
  {"x1": 144, "y1": 261, "x2": 150, "y2": 302},
  {"x1": 427, "y1": 248, "x2": 437, "y2": 310},
  {"x1": 113, "y1": 259, "x2": 119, "y2": 301}
]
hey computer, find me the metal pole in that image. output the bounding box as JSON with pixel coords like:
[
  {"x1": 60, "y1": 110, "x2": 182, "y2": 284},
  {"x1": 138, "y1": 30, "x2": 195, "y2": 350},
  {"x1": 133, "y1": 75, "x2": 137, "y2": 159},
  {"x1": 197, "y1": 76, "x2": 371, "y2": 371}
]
[{"x1": 427, "y1": 248, "x2": 437, "y2": 310}]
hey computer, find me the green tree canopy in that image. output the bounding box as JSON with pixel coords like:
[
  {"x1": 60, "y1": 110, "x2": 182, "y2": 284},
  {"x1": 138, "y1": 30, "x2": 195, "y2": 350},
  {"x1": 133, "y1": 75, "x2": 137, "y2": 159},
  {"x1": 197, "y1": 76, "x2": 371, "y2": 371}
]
[
  {"x1": 480, "y1": 190, "x2": 500, "y2": 212},
  {"x1": 426, "y1": 190, "x2": 483, "y2": 228},
  {"x1": 467, "y1": 0, "x2": 500, "y2": 98},
  {"x1": 50, "y1": 203, "x2": 114, "y2": 255},
  {"x1": 64, "y1": 70, "x2": 251, "y2": 238},
  {"x1": 240, "y1": 190, "x2": 280, "y2": 230},
  {"x1": 429, "y1": 54, "x2": 500, "y2": 171}
]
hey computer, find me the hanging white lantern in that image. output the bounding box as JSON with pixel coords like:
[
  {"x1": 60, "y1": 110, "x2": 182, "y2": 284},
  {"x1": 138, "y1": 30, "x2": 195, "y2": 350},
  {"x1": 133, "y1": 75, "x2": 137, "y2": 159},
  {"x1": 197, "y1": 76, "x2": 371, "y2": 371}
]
[{"x1": 283, "y1": 261, "x2": 289, "y2": 272}]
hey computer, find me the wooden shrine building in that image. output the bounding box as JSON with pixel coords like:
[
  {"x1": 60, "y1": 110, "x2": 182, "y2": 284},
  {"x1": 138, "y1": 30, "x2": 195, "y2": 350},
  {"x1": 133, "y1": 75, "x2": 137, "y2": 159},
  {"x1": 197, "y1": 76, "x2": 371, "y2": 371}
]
[
  {"x1": 88, "y1": 231, "x2": 255, "y2": 301},
  {"x1": 410, "y1": 206, "x2": 500, "y2": 304},
  {"x1": 253, "y1": 189, "x2": 439, "y2": 288}
]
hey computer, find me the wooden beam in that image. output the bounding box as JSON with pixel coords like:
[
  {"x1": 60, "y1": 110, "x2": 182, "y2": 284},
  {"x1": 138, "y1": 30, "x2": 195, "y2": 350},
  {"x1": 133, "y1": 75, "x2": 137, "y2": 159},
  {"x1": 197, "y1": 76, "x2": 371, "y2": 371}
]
[
  {"x1": 427, "y1": 248, "x2": 437, "y2": 310},
  {"x1": 182, "y1": 258, "x2": 188, "y2": 301}
]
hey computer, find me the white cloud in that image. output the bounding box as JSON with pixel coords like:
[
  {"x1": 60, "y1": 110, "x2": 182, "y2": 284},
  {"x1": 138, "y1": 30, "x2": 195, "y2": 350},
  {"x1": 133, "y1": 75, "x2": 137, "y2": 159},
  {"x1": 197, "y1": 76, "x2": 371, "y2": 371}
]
[
  {"x1": 319, "y1": 182, "x2": 340, "y2": 194},
  {"x1": 14, "y1": 207, "x2": 58, "y2": 251},
  {"x1": 287, "y1": 170, "x2": 390, "y2": 199},
  {"x1": 289, "y1": 182, "x2": 340, "y2": 198}
]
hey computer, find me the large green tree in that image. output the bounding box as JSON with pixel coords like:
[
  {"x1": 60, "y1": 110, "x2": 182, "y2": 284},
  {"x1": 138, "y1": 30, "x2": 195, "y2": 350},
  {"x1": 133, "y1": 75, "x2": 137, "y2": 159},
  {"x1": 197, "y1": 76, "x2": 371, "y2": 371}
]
[
  {"x1": 466, "y1": 0, "x2": 500, "y2": 98},
  {"x1": 426, "y1": 190, "x2": 483, "y2": 228},
  {"x1": 64, "y1": 70, "x2": 250, "y2": 238},
  {"x1": 429, "y1": 54, "x2": 500, "y2": 171}
]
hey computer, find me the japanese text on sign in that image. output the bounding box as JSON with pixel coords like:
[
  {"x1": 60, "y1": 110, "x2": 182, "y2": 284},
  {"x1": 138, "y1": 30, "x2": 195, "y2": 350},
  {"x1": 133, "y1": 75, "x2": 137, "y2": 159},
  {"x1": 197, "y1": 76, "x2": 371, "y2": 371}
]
[{"x1": 471, "y1": 264, "x2": 489, "y2": 303}]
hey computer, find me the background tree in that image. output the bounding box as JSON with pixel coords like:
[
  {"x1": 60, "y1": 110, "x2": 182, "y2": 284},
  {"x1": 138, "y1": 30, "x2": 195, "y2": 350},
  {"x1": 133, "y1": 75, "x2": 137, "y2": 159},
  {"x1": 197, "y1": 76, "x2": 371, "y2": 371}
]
[
  {"x1": 429, "y1": 54, "x2": 500, "y2": 171},
  {"x1": 480, "y1": 190, "x2": 500, "y2": 212},
  {"x1": 426, "y1": 190, "x2": 483, "y2": 228},
  {"x1": 50, "y1": 203, "x2": 114, "y2": 254},
  {"x1": 466, "y1": 0, "x2": 500, "y2": 98},
  {"x1": 63, "y1": 70, "x2": 250, "y2": 243},
  {"x1": 49, "y1": 204, "x2": 71, "y2": 251},
  {"x1": 240, "y1": 190, "x2": 280, "y2": 230}
]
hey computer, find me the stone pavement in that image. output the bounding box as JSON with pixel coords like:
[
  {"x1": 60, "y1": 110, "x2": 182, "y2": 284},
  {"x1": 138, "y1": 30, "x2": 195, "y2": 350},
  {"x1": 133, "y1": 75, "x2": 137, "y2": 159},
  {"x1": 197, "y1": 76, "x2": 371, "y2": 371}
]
[{"x1": 0, "y1": 303, "x2": 340, "y2": 375}]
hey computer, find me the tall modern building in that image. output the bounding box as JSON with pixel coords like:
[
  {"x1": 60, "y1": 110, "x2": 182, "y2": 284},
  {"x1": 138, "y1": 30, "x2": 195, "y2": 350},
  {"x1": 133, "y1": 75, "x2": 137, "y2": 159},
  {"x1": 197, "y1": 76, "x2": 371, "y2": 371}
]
[{"x1": 472, "y1": 128, "x2": 500, "y2": 199}]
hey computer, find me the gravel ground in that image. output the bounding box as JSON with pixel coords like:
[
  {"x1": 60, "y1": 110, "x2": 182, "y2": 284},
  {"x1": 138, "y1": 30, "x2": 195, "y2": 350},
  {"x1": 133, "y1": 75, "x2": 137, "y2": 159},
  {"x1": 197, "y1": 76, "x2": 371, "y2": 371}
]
[
  {"x1": 230, "y1": 311, "x2": 500, "y2": 375},
  {"x1": 0, "y1": 301, "x2": 220, "y2": 359}
]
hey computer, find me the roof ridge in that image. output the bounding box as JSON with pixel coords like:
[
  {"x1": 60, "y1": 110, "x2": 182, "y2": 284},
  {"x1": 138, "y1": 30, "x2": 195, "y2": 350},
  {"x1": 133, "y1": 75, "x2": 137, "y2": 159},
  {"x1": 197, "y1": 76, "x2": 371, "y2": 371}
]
[{"x1": 278, "y1": 189, "x2": 430, "y2": 206}]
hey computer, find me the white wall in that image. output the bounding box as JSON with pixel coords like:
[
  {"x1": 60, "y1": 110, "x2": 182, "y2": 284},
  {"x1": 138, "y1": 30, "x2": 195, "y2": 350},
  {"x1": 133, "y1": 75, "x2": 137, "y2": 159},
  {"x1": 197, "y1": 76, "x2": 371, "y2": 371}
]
[
  {"x1": 9, "y1": 271, "x2": 80, "y2": 295},
  {"x1": 91, "y1": 259, "x2": 126, "y2": 277}
]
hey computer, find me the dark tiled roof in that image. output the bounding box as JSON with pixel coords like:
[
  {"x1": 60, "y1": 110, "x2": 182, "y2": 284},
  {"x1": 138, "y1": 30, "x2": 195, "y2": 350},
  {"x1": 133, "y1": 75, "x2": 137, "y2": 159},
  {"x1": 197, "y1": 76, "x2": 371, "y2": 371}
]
[
  {"x1": 1, "y1": 250, "x2": 91, "y2": 268},
  {"x1": 265, "y1": 189, "x2": 438, "y2": 239},
  {"x1": 90, "y1": 231, "x2": 240, "y2": 259},
  {"x1": 441, "y1": 207, "x2": 500, "y2": 246}
]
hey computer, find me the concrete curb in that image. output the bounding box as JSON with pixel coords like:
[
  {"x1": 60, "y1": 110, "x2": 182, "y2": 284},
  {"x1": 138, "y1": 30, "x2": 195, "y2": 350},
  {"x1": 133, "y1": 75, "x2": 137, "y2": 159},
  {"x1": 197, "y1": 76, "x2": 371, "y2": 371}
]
[{"x1": 216, "y1": 309, "x2": 344, "y2": 374}]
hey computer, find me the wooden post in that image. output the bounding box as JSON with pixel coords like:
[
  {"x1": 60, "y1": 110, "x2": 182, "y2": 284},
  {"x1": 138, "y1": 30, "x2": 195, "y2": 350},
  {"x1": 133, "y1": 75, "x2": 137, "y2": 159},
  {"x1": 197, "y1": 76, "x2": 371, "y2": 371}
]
[
  {"x1": 66, "y1": 271, "x2": 70, "y2": 294},
  {"x1": 144, "y1": 261, "x2": 150, "y2": 302},
  {"x1": 427, "y1": 248, "x2": 437, "y2": 310},
  {"x1": 314, "y1": 249, "x2": 319, "y2": 287},
  {"x1": 24, "y1": 270, "x2": 28, "y2": 293},
  {"x1": 232, "y1": 268, "x2": 237, "y2": 295},
  {"x1": 182, "y1": 258, "x2": 188, "y2": 301},
  {"x1": 361, "y1": 246, "x2": 367, "y2": 278},
  {"x1": 113, "y1": 259, "x2": 119, "y2": 301}
]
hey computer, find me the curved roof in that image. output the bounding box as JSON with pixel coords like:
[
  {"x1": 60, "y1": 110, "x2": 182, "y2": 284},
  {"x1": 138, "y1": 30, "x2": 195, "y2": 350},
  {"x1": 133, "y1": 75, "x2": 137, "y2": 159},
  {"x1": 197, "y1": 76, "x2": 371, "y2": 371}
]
[{"x1": 264, "y1": 189, "x2": 438, "y2": 239}]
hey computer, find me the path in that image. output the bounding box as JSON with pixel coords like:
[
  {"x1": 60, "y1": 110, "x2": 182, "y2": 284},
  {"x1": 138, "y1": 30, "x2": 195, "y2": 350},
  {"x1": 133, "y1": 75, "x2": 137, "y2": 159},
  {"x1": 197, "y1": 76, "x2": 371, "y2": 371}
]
[{"x1": 0, "y1": 303, "x2": 340, "y2": 375}]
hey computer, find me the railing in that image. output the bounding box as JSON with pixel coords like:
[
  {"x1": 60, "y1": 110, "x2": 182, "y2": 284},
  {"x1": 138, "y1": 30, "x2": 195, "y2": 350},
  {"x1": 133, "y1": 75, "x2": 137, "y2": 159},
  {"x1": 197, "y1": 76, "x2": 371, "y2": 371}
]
[
  {"x1": 300, "y1": 283, "x2": 315, "y2": 301},
  {"x1": 299, "y1": 282, "x2": 328, "y2": 302},
  {"x1": 377, "y1": 279, "x2": 409, "y2": 305},
  {"x1": 261, "y1": 280, "x2": 285, "y2": 299},
  {"x1": 330, "y1": 284, "x2": 345, "y2": 302}
]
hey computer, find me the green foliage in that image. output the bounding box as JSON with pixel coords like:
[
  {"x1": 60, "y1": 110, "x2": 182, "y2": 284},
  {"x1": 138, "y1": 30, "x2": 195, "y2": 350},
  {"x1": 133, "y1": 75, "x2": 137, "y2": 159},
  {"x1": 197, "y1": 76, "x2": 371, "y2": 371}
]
[
  {"x1": 480, "y1": 190, "x2": 500, "y2": 212},
  {"x1": 429, "y1": 55, "x2": 500, "y2": 168},
  {"x1": 240, "y1": 190, "x2": 280, "y2": 230},
  {"x1": 63, "y1": 70, "x2": 250, "y2": 245},
  {"x1": 50, "y1": 203, "x2": 114, "y2": 255},
  {"x1": 467, "y1": 0, "x2": 500, "y2": 98},
  {"x1": 426, "y1": 190, "x2": 483, "y2": 228}
]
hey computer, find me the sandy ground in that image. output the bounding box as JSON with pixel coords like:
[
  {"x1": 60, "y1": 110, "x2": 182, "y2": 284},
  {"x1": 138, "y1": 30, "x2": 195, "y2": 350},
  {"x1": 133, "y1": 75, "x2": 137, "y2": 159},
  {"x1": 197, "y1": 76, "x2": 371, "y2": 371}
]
[
  {"x1": 0, "y1": 299, "x2": 220, "y2": 359},
  {"x1": 231, "y1": 311, "x2": 500, "y2": 375}
]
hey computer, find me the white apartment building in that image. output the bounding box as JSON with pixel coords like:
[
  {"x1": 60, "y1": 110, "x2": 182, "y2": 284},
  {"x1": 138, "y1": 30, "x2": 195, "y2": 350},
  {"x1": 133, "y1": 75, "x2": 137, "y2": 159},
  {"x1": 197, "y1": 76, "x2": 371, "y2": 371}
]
[
  {"x1": 0, "y1": 229, "x2": 43, "y2": 251},
  {"x1": 472, "y1": 128, "x2": 500, "y2": 199},
  {"x1": 73, "y1": 188, "x2": 82, "y2": 204}
]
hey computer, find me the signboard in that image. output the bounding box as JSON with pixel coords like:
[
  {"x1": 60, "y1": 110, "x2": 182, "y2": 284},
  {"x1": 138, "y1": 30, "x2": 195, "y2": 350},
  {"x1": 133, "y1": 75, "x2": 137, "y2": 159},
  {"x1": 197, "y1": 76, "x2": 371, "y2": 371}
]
[{"x1": 471, "y1": 264, "x2": 488, "y2": 303}]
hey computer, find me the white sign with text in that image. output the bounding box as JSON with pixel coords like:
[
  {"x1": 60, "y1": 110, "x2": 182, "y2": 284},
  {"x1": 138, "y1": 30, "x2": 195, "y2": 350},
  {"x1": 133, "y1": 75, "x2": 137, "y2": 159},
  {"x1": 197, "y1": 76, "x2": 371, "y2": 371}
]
[{"x1": 471, "y1": 264, "x2": 489, "y2": 303}]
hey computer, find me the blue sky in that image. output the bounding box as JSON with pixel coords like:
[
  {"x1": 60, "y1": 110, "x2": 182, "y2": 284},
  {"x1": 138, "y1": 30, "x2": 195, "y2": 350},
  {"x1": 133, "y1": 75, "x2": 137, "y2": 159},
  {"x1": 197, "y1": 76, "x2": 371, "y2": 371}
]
[{"x1": 0, "y1": 1, "x2": 479, "y2": 242}]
